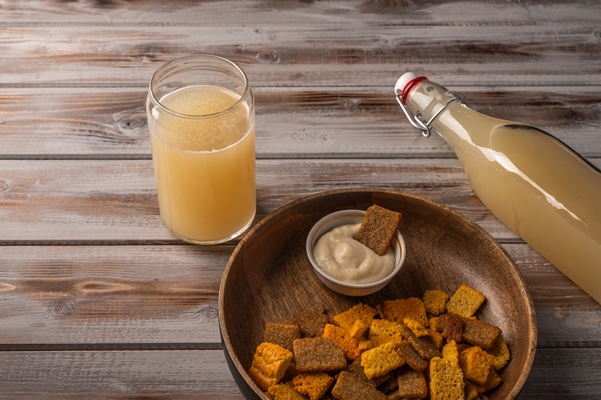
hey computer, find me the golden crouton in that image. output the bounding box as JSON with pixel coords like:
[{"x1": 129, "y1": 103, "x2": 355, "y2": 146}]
[
  {"x1": 267, "y1": 381, "x2": 308, "y2": 400},
  {"x1": 459, "y1": 346, "x2": 494, "y2": 386},
  {"x1": 446, "y1": 284, "x2": 486, "y2": 318},
  {"x1": 348, "y1": 319, "x2": 370, "y2": 339},
  {"x1": 333, "y1": 303, "x2": 378, "y2": 331},
  {"x1": 379, "y1": 297, "x2": 428, "y2": 327},
  {"x1": 490, "y1": 334, "x2": 511, "y2": 370},
  {"x1": 292, "y1": 372, "x2": 335, "y2": 400},
  {"x1": 404, "y1": 317, "x2": 429, "y2": 337},
  {"x1": 429, "y1": 357, "x2": 465, "y2": 400},
  {"x1": 479, "y1": 366, "x2": 503, "y2": 392},
  {"x1": 368, "y1": 319, "x2": 403, "y2": 347},
  {"x1": 442, "y1": 339, "x2": 459, "y2": 365},
  {"x1": 423, "y1": 289, "x2": 450, "y2": 316},
  {"x1": 323, "y1": 324, "x2": 363, "y2": 361},
  {"x1": 354, "y1": 204, "x2": 402, "y2": 256},
  {"x1": 429, "y1": 328, "x2": 445, "y2": 351},
  {"x1": 293, "y1": 337, "x2": 347, "y2": 373},
  {"x1": 360, "y1": 342, "x2": 405, "y2": 379},
  {"x1": 248, "y1": 342, "x2": 294, "y2": 391}
]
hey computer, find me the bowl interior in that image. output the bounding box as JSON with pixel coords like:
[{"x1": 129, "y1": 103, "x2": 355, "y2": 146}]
[{"x1": 219, "y1": 189, "x2": 536, "y2": 400}]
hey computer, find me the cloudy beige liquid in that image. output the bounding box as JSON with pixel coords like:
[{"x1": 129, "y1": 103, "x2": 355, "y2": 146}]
[
  {"x1": 149, "y1": 85, "x2": 256, "y2": 244},
  {"x1": 407, "y1": 82, "x2": 601, "y2": 303}
]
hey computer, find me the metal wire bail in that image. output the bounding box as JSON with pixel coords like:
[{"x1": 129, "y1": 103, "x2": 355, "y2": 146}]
[{"x1": 396, "y1": 93, "x2": 464, "y2": 138}]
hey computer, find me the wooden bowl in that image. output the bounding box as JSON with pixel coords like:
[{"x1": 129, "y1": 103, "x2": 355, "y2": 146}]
[{"x1": 218, "y1": 189, "x2": 537, "y2": 400}]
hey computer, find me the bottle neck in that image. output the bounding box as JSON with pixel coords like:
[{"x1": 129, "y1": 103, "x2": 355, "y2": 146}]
[
  {"x1": 403, "y1": 80, "x2": 503, "y2": 149},
  {"x1": 404, "y1": 80, "x2": 459, "y2": 127}
]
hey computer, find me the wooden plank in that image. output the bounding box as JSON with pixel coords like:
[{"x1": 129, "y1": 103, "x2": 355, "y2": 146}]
[
  {"x1": 2, "y1": 158, "x2": 601, "y2": 242},
  {"x1": 1, "y1": 24, "x2": 600, "y2": 88},
  {"x1": 0, "y1": 244, "x2": 599, "y2": 346},
  {"x1": 0, "y1": 348, "x2": 599, "y2": 399},
  {"x1": 2, "y1": 0, "x2": 600, "y2": 26},
  {"x1": 0, "y1": 245, "x2": 230, "y2": 346},
  {"x1": 0, "y1": 158, "x2": 508, "y2": 242},
  {"x1": 1, "y1": 87, "x2": 600, "y2": 158}
]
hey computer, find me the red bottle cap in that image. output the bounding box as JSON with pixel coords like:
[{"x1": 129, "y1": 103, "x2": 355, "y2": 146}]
[{"x1": 395, "y1": 72, "x2": 427, "y2": 104}]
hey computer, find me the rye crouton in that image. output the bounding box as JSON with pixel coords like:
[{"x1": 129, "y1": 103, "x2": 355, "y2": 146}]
[
  {"x1": 248, "y1": 342, "x2": 294, "y2": 391},
  {"x1": 429, "y1": 357, "x2": 465, "y2": 400},
  {"x1": 461, "y1": 317, "x2": 502, "y2": 350},
  {"x1": 396, "y1": 366, "x2": 428, "y2": 399},
  {"x1": 360, "y1": 342, "x2": 405, "y2": 379},
  {"x1": 446, "y1": 284, "x2": 486, "y2": 318},
  {"x1": 399, "y1": 322, "x2": 441, "y2": 360},
  {"x1": 331, "y1": 371, "x2": 387, "y2": 400},
  {"x1": 283, "y1": 304, "x2": 329, "y2": 338},
  {"x1": 264, "y1": 322, "x2": 302, "y2": 352},
  {"x1": 433, "y1": 313, "x2": 464, "y2": 343},
  {"x1": 354, "y1": 204, "x2": 402, "y2": 256},
  {"x1": 342, "y1": 356, "x2": 375, "y2": 386},
  {"x1": 393, "y1": 340, "x2": 428, "y2": 372},
  {"x1": 293, "y1": 337, "x2": 347, "y2": 373},
  {"x1": 292, "y1": 372, "x2": 335, "y2": 400}
]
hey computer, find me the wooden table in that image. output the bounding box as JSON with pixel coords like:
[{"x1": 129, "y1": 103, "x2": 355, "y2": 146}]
[{"x1": 1, "y1": 1, "x2": 600, "y2": 398}]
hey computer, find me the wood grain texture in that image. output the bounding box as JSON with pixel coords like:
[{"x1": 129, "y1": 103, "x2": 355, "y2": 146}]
[
  {"x1": 0, "y1": 244, "x2": 599, "y2": 347},
  {"x1": 1, "y1": 23, "x2": 600, "y2": 87},
  {"x1": 1, "y1": 158, "x2": 601, "y2": 241},
  {"x1": 0, "y1": 158, "x2": 502, "y2": 242},
  {"x1": 0, "y1": 348, "x2": 598, "y2": 400},
  {"x1": 1, "y1": 86, "x2": 600, "y2": 158},
  {"x1": 1, "y1": 0, "x2": 600, "y2": 398}
]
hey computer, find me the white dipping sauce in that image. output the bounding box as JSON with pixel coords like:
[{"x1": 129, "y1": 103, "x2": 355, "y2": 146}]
[{"x1": 312, "y1": 223, "x2": 395, "y2": 284}]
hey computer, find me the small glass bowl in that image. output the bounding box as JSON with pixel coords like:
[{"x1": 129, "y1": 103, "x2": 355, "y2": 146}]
[{"x1": 305, "y1": 209, "x2": 406, "y2": 296}]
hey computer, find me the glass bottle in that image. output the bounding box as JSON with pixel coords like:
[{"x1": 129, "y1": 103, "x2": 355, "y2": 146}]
[{"x1": 395, "y1": 72, "x2": 601, "y2": 304}]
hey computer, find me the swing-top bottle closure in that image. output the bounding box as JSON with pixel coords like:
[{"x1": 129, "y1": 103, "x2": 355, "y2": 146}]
[{"x1": 395, "y1": 72, "x2": 465, "y2": 138}]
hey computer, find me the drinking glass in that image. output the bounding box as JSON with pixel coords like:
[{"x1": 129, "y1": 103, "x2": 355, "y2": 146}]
[{"x1": 146, "y1": 55, "x2": 256, "y2": 244}]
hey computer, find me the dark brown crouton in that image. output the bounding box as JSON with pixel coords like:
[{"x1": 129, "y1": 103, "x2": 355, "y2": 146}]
[
  {"x1": 461, "y1": 317, "x2": 502, "y2": 350},
  {"x1": 393, "y1": 340, "x2": 429, "y2": 372},
  {"x1": 396, "y1": 366, "x2": 428, "y2": 399},
  {"x1": 293, "y1": 337, "x2": 347, "y2": 373},
  {"x1": 264, "y1": 322, "x2": 302, "y2": 352},
  {"x1": 283, "y1": 304, "x2": 329, "y2": 338},
  {"x1": 330, "y1": 371, "x2": 387, "y2": 400},
  {"x1": 354, "y1": 205, "x2": 402, "y2": 256},
  {"x1": 398, "y1": 322, "x2": 441, "y2": 360}
]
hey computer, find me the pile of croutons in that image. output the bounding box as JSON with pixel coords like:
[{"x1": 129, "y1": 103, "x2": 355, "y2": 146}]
[{"x1": 248, "y1": 284, "x2": 510, "y2": 400}]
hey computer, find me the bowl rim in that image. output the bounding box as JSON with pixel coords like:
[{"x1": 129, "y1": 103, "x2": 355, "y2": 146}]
[
  {"x1": 305, "y1": 209, "x2": 406, "y2": 289},
  {"x1": 218, "y1": 188, "x2": 537, "y2": 400}
]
